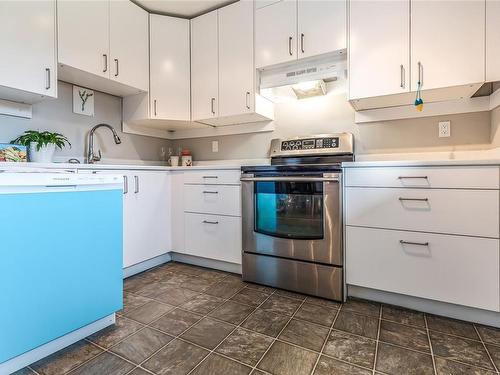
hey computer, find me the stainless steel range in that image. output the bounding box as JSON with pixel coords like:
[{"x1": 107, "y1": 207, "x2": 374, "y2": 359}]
[{"x1": 240, "y1": 133, "x2": 354, "y2": 301}]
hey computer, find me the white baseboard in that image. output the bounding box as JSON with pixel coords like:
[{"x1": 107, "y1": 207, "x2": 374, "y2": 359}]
[
  {"x1": 123, "y1": 253, "x2": 172, "y2": 278},
  {"x1": 1, "y1": 314, "x2": 115, "y2": 375},
  {"x1": 349, "y1": 285, "x2": 500, "y2": 328},
  {"x1": 171, "y1": 252, "x2": 242, "y2": 274}
]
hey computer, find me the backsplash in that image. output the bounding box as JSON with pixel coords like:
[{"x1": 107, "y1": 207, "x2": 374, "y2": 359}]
[
  {"x1": 0, "y1": 82, "x2": 171, "y2": 162},
  {"x1": 173, "y1": 86, "x2": 493, "y2": 161}
]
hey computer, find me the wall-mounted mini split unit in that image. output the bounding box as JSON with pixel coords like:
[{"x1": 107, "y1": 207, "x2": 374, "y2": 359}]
[{"x1": 259, "y1": 51, "x2": 347, "y2": 103}]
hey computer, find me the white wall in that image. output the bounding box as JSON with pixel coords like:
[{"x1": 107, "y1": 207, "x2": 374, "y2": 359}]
[
  {"x1": 172, "y1": 84, "x2": 492, "y2": 160},
  {"x1": 0, "y1": 81, "x2": 171, "y2": 162}
]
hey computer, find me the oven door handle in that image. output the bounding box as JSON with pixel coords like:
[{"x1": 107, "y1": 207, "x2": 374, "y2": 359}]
[{"x1": 240, "y1": 176, "x2": 340, "y2": 182}]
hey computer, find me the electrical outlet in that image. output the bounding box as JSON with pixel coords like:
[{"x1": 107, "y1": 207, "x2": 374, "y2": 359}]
[
  {"x1": 438, "y1": 121, "x2": 451, "y2": 138},
  {"x1": 212, "y1": 140, "x2": 219, "y2": 153}
]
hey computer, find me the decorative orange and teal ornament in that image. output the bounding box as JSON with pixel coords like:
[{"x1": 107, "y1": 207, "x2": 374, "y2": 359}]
[{"x1": 415, "y1": 80, "x2": 424, "y2": 112}]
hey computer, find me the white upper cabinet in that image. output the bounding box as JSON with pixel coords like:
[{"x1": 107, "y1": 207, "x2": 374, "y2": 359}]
[
  {"x1": 298, "y1": 0, "x2": 346, "y2": 59},
  {"x1": 255, "y1": 0, "x2": 297, "y2": 68},
  {"x1": 150, "y1": 15, "x2": 190, "y2": 121},
  {"x1": 109, "y1": 0, "x2": 149, "y2": 92},
  {"x1": 348, "y1": 0, "x2": 409, "y2": 100},
  {"x1": 0, "y1": 0, "x2": 57, "y2": 102},
  {"x1": 411, "y1": 0, "x2": 485, "y2": 92},
  {"x1": 58, "y1": 0, "x2": 148, "y2": 96},
  {"x1": 218, "y1": 0, "x2": 255, "y2": 117},
  {"x1": 487, "y1": 0, "x2": 500, "y2": 82},
  {"x1": 256, "y1": 0, "x2": 346, "y2": 69},
  {"x1": 191, "y1": 11, "x2": 219, "y2": 121},
  {"x1": 58, "y1": 0, "x2": 109, "y2": 78}
]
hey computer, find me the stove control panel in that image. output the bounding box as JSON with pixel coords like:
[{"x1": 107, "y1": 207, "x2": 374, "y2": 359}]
[{"x1": 281, "y1": 137, "x2": 339, "y2": 151}]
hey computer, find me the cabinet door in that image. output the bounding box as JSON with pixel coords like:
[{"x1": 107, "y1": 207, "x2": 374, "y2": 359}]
[
  {"x1": 255, "y1": 0, "x2": 297, "y2": 69},
  {"x1": 191, "y1": 11, "x2": 219, "y2": 121},
  {"x1": 298, "y1": 0, "x2": 346, "y2": 58},
  {"x1": 487, "y1": 0, "x2": 500, "y2": 82},
  {"x1": 58, "y1": 0, "x2": 109, "y2": 78},
  {"x1": 109, "y1": 0, "x2": 149, "y2": 91},
  {"x1": 218, "y1": 0, "x2": 255, "y2": 117},
  {"x1": 125, "y1": 171, "x2": 170, "y2": 268},
  {"x1": 150, "y1": 15, "x2": 190, "y2": 121},
  {"x1": 0, "y1": 0, "x2": 57, "y2": 97},
  {"x1": 348, "y1": 0, "x2": 409, "y2": 99},
  {"x1": 411, "y1": 0, "x2": 485, "y2": 91}
]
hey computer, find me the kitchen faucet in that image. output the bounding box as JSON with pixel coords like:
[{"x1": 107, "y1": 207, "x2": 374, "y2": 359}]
[{"x1": 87, "y1": 123, "x2": 122, "y2": 164}]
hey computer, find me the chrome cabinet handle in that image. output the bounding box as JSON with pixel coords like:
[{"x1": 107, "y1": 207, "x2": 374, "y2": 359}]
[
  {"x1": 300, "y1": 33, "x2": 305, "y2": 53},
  {"x1": 398, "y1": 176, "x2": 428, "y2": 180},
  {"x1": 203, "y1": 175, "x2": 218, "y2": 179},
  {"x1": 202, "y1": 191, "x2": 218, "y2": 194},
  {"x1": 123, "y1": 175, "x2": 128, "y2": 194},
  {"x1": 134, "y1": 175, "x2": 139, "y2": 194},
  {"x1": 114, "y1": 58, "x2": 119, "y2": 77},
  {"x1": 202, "y1": 220, "x2": 219, "y2": 225},
  {"x1": 103, "y1": 54, "x2": 108, "y2": 73},
  {"x1": 399, "y1": 197, "x2": 428, "y2": 202},
  {"x1": 245, "y1": 91, "x2": 250, "y2": 109},
  {"x1": 154, "y1": 99, "x2": 157, "y2": 116},
  {"x1": 400, "y1": 65, "x2": 405, "y2": 88},
  {"x1": 45, "y1": 68, "x2": 51, "y2": 90},
  {"x1": 400, "y1": 240, "x2": 429, "y2": 246},
  {"x1": 418, "y1": 61, "x2": 423, "y2": 86},
  {"x1": 211, "y1": 97, "x2": 216, "y2": 115},
  {"x1": 288, "y1": 36, "x2": 293, "y2": 56}
]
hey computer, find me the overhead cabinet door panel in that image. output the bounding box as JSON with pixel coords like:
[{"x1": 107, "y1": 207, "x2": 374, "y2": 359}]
[
  {"x1": 255, "y1": 0, "x2": 297, "y2": 68},
  {"x1": 411, "y1": 0, "x2": 485, "y2": 91},
  {"x1": 0, "y1": 0, "x2": 57, "y2": 98},
  {"x1": 150, "y1": 15, "x2": 191, "y2": 120},
  {"x1": 218, "y1": 0, "x2": 254, "y2": 117},
  {"x1": 298, "y1": 0, "x2": 346, "y2": 58},
  {"x1": 109, "y1": 0, "x2": 149, "y2": 91},
  {"x1": 58, "y1": 0, "x2": 109, "y2": 78},
  {"x1": 191, "y1": 11, "x2": 219, "y2": 121},
  {"x1": 348, "y1": 0, "x2": 410, "y2": 99}
]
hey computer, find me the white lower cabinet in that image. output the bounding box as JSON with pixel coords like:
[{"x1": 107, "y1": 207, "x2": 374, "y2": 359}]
[
  {"x1": 346, "y1": 227, "x2": 500, "y2": 312},
  {"x1": 179, "y1": 169, "x2": 242, "y2": 265},
  {"x1": 184, "y1": 212, "x2": 242, "y2": 264},
  {"x1": 81, "y1": 169, "x2": 171, "y2": 268},
  {"x1": 345, "y1": 165, "x2": 500, "y2": 312}
]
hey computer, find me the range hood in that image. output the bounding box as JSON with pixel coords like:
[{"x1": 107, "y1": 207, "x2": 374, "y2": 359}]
[{"x1": 258, "y1": 51, "x2": 347, "y2": 102}]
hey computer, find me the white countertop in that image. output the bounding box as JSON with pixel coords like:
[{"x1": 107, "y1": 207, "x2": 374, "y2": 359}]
[{"x1": 0, "y1": 158, "x2": 270, "y2": 172}]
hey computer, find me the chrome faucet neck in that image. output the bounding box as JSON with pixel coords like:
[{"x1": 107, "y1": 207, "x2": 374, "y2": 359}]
[{"x1": 87, "y1": 123, "x2": 121, "y2": 164}]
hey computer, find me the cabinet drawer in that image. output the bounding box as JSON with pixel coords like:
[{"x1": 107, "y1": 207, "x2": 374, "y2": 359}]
[
  {"x1": 183, "y1": 170, "x2": 240, "y2": 185},
  {"x1": 346, "y1": 187, "x2": 499, "y2": 238},
  {"x1": 184, "y1": 185, "x2": 241, "y2": 216},
  {"x1": 346, "y1": 226, "x2": 500, "y2": 311},
  {"x1": 184, "y1": 213, "x2": 242, "y2": 264},
  {"x1": 344, "y1": 166, "x2": 499, "y2": 189}
]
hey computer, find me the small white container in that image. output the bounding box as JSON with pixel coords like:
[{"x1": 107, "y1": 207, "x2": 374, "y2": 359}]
[
  {"x1": 181, "y1": 155, "x2": 192, "y2": 167},
  {"x1": 169, "y1": 156, "x2": 179, "y2": 167},
  {"x1": 29, "y1": 143, "x2": 56, "y2": 163}
]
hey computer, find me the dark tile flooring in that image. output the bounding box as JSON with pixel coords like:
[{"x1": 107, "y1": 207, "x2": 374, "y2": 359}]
[{"x1": 16, "y1": 262, "x2": 500, "y2": 375}]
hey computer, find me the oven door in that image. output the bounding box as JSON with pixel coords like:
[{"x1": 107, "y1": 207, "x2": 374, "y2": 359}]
[{"x1": 241, "y1": 174, "x2": 342, "y2": 266}]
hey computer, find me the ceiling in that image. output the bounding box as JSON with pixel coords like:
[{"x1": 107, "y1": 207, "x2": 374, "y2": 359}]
[{"x1": 134, "y1": 0, "x2": 237, "y2": 18}]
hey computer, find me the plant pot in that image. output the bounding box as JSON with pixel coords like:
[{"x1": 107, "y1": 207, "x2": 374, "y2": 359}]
[{"x1": 29, "y1": 142, "x2": 56, "y2": 163}]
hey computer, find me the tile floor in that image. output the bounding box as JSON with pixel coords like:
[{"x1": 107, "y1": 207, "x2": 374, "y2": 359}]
[{"x1": 15, "y1": 262, "x2": 500, "y2": 375}]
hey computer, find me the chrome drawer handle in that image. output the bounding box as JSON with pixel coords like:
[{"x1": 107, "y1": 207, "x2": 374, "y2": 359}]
[
  {"x1": 203, "y1": 176, "x2": 218, "y2": 179},
  {"x1": 398, "y1": 176, "x2": 428, "y2": 180},
  {"x1": 202, "y1": 220, "x2": 219, "y2": 225},
  {"x1": 399, "y1": 197, "x2": 428, "y2": 202},
  {"x1": 400, "y1": 240, "x2": 429, "y2": 247},
  {"x1": 202, "y1": 191, "x2": 218, "y2": 194},
  {"x1": 123, "y1": 175, "x2": 128, "y2": 194}
]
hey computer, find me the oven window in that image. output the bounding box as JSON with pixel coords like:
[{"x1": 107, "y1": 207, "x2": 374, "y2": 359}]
[{"x1": 254, "y1": 181, "x2": 324, "y2": 240}]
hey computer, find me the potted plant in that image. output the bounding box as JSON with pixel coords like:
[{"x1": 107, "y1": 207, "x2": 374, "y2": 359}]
[{"x1": 11, "y1": 130, "x2": 71, "y2": 163}]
